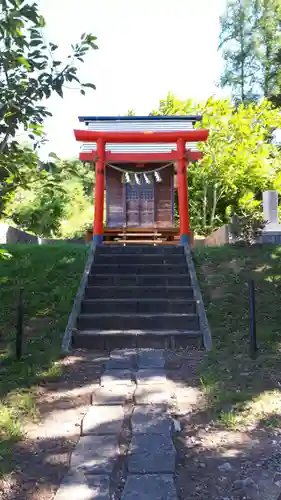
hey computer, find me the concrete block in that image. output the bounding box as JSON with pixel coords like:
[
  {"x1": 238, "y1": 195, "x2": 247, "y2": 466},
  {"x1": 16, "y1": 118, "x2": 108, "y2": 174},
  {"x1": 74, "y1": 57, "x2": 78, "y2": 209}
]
[
  {"x1": 54, "y1": 471, "x2": 109, "y2": 500},
  {"x1": 136, "y1": 369, "x2": 167, "y2": 385},
  {"x1": 121, "y1": 474, "x2": 178, "y2": 500},
  {"x1": 137, "y1": 349, "x2": 165, "y2": 368},
  {"x1": 135, "y1": 385, "x2": 172, "y2": 405},
  {"x1": 101, "y1": 369, "x2": 134, "y2": 386},
  {"x1": 71, "y1": 435, "x2": 118, "y2": 474},
  {"x1": 92, "y1": 385, "x2": 134, "y2": 406},
  {"x1": 82, "y1": 405, "x2": 124, "y2": 435},
  {"x1": 131, "y1": 405, "x2": 171, "y2": 435},
  {"x1": 128, "y1": 434, "x2": 176, "y2": 473}
]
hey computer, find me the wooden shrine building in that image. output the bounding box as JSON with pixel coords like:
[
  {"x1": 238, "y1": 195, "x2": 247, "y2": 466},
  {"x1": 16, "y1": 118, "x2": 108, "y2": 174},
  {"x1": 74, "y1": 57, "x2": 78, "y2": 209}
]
[{"x1": 74, "y1": 116, "x2": 208, "y2": 244}]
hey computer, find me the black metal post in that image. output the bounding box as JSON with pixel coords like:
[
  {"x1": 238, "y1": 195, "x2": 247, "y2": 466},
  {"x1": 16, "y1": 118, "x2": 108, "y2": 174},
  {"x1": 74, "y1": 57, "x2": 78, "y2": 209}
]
[
  {"x1": 16, "y1": 287, "x2": 24, "y2": 361},
  {"x1": 248, "y1": 279, "x2": 257, "y2": 359}
]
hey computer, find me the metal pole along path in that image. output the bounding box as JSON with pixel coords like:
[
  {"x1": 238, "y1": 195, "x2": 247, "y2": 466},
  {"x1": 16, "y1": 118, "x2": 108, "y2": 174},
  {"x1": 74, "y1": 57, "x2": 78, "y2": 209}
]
[
  {"x1": 16, "y1": 287, "x2": 24, "y2": 361},
  {"x1": 248, "y1": 279, "x2": 257, "y2": 359}
]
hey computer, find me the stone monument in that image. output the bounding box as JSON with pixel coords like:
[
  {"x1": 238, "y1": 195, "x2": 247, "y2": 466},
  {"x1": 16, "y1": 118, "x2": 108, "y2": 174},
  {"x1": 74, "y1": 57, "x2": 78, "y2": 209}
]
[{"x1": 261, "y1": 190, "x2": 281, "y2": 243}]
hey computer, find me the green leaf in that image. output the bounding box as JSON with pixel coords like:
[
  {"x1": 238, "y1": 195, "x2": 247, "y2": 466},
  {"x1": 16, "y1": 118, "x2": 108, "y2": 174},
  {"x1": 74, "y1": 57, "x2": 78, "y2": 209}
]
[
  {"x1": 0, "y1": 249, "x2": 12, "y2": 260},
  {"x1": 82, "y1": 83, "x2": 96, "y2": 90},
  {"x1": 30, "y1": 39, "x2": 42, "y2": 47},
  {"x1": 39, "y1": 15, "x2": 46, "y2": 27},
  {"x1": 55, "y1": 86, "x2": 63, "y2": 98},
  {"x1": 48, "y1": 152, "x2": 60, "y2": 161},
  {"x1": 17, "y1": 56, "x2": 31, "y2": 70}
]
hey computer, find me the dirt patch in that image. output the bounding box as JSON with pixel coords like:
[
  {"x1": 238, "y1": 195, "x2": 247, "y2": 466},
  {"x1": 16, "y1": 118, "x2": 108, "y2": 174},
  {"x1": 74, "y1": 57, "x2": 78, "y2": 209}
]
[
  {"x1": 2, "y1": 347, "x2": 281, "y2": 500},
  {"x1": 220, "y1": 259, "x2": 243, "y2": 275},
  {"x1": 167, "y1": 350, "x2": 281, "y2": 500},
  {"x1": 0, "y1": 349, "x2": 107, "y2": 500}
]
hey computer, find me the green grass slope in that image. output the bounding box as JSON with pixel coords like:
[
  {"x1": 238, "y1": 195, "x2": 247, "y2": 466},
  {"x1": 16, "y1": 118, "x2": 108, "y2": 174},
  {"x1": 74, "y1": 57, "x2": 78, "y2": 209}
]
[
  {"x1": 194, "y1": 244, "x2": 281, "y2": 428},
  {"x1": 0, "y1": 244, "x2": 88, "y2": 475}
]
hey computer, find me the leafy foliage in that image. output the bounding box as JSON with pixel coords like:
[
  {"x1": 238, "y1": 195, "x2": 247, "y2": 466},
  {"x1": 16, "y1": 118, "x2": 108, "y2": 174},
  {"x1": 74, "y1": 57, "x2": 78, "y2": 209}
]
[
  {"x1": 219, "y1": 0, "x2": 281, "y2": 104},
  {"x1": 230, "y1": 213, "x2": 266, "y2": 245},
  {"x1": 152, "y1": 94, "x2": 281, "y2": 235},
  {"x1": 219, "y1": 0, "x2": 258, "y2": 104},
  {"x1": 5, "y1": 159, "x2": 94, "y2": 237},
  {"x1": 0, "y1": 0, "x2": 98, "y2": 216}
]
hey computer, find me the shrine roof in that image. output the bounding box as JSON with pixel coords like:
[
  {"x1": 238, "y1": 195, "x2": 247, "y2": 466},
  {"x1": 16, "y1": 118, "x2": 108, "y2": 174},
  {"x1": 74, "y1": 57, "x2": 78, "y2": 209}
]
[{"x1": 78, "y1": 115, "x2": 202, "y2": 123}]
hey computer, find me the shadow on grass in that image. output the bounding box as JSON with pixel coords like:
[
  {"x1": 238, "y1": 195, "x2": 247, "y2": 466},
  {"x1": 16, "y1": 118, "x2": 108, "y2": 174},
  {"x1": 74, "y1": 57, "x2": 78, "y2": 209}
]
[{"x1": 191, "y1": 243, "x2": 281, "y2": 427}]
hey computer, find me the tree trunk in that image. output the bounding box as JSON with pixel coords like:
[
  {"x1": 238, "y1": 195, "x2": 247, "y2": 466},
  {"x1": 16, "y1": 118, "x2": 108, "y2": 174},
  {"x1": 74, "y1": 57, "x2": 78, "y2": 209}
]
[
  {"x1": 202, "y1": 182, "x2": 207, "y2": 231},
  {"x1": 210, "y1": 184, "x2": 218, "y2": 229}
]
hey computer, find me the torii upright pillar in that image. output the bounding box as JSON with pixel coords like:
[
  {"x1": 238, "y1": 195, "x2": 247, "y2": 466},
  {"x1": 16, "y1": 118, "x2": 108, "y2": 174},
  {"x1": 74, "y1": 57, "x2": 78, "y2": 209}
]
[
  {"x1": 177, "y1": 138, "x2": 189, "y2": 244},
  {"x1": 93, "y1": 138, "x2": 105, "y2": 243}
]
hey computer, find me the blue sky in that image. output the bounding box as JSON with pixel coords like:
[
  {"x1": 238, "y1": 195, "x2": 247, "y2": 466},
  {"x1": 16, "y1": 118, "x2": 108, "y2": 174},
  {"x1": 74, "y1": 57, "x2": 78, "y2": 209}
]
[{"x1": 39, "y1": 0, "x2": 228, "y2": 160}]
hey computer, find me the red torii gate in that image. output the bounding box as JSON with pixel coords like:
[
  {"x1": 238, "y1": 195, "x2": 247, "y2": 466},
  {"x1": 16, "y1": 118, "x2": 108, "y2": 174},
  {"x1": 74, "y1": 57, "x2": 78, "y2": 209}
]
[{"x1": 74, "y1": 128, "x2": 209, "y2": 244}]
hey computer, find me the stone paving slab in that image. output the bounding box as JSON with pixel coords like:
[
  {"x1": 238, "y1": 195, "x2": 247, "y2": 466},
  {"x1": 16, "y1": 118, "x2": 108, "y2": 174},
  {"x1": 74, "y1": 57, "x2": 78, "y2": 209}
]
[
  {"x1": 101, "y1": 369, "x2": 135, "y2": 386},
  {"x1": 137, "y1": 349, "x2": 165, "y2": 369},
  {"x1": 92, "y1": 385, "x2": 134, "y2": 406},
  {"x1": 128, "y1": 434, "x2": 176, "y2": 473},
  {"x1": 54, "y1": 471, "x2": 109, "y2": 500},
  {"x1": 135, "y1": 384, "x2": 172, "y2": 405},
  {"x1": 82, "y1": 405, "x2": 124, "y2": 435},
  {"x1": 106, "y1": 349, "x2": 137, "y2": 370},
  {"x1": 121, "y1": 474, "x2": 178, "y2": 500},
  {"x1": 136, "y1": 368, "x2": 167, "y2": 385},
  {"x1": 131, "y1": 405, "x2": 171, "y2": 434},
  {"x1": 71, "y1": 435, "x2": 119, "y2": 474},
  {"x1": 111, "y1": 348, "x2": 137, "y2": 357}
]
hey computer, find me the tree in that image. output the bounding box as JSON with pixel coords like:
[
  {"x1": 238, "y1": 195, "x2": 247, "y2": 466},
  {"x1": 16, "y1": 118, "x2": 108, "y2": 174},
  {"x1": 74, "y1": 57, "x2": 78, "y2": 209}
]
[
  {"x1": 125, "y1": 109, "x2": 136, "y2": 116},
  {"x1": 0, "y1": 0, "x2": 98, "y2": 216},
  {"x1": 151, "y1": 93, "x2": 281, "y2": 234},
  {"x1": 253, "y1": 0, "x2": 281, "y2": 99},
  {"x1": 219, "y1": 0, "x2": 281, "y2": 105},
  {"x1": 219, "y1": 0, "x2": 259, "y2": 104},
  {"x1": 150, "y1": 91, "x2": 195, "y2": 115},
  {"x1": 5, "y1": 158, "x2": 95, "y2": 237}
]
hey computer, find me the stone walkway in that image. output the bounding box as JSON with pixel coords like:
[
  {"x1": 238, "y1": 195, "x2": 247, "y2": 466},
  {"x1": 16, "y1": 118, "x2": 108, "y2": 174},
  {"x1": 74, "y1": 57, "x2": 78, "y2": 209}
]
[{"x1": 55, "y1": 349, "x2": 178, "y2": 499}]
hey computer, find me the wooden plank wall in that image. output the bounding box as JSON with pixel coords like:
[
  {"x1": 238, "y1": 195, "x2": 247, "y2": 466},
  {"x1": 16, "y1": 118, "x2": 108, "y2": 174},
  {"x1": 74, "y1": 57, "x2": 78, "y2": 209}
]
[
  {"x1": 106, "y1": 165, "x2": 174, "y2": 228},
  {"x1": 106, "y1": 168, "x2": 124, "y2": 227},
  {"x1": 155, "y1": 164, "x2": 174, "y2": 227}
]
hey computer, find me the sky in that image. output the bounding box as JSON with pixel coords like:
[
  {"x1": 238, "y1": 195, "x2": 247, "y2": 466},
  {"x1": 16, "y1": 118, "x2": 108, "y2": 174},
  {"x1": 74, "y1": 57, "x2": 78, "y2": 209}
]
[{"x1": 39, "y1": 0, "x2": 228, "y2": 160}]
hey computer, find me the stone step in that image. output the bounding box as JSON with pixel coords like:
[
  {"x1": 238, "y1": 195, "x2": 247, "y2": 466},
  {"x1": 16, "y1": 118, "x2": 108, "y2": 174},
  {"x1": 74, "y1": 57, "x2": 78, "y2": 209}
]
[
  {"x1": 81, "y1": 405, "x2": 124, "y2": 435},
  {"x1": 121, "y1": 475, "x2": 178, "y2": 500},
  {"x1": 81, "y1": 298, "x2": 196, "y2": 315},
  {"x1": 77, "y1": 312, "x2": 199, "y2": 331},
  {"x1": 84, "y1": 285, "x2": 194, "y2": 300},
  {"x1": 87, "y1": 274, "x2": 191, "y2": 287},
  {"x1": 95, "y1": 245, "x2": 184, "y2": 255},
  {"x1": 94, "y1": 254, "x2": 187, "y2": 265},
  {"x1": 70, "y1": 434, "x2": 119, "y2": 474},
  {"x1": 54, "y1": 472, "x2": 110, "y2": 500},
  {"x1": 128, "y1": 434, "x2": 176, "y2": 473},
  {"x1": 73, "y1": 330, "x2": 202, "y2": 350},
  {"x1": 131, "y1": 405, "x2": 171, "y2": 434},
  {"x1": 90, "y1": 264, "x2": 189, "y2": 275}
]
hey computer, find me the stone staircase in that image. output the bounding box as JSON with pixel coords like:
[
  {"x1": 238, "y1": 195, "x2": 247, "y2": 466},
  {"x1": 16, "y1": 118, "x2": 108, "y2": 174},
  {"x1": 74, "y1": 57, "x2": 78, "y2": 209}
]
[{"x1": 72, "y1": 245, "x2": 203, "y2": 350}]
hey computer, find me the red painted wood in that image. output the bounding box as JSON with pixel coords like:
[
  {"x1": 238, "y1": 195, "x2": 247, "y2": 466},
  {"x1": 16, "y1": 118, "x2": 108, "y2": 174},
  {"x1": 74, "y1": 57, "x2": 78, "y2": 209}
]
[
  {"x1": 74, "y1": 129, "x2": 209, "y2": 144},
  {"x1": 177, "y1": 138, "x2": 189, "y2": 236},
  {"x1": 94, "y1": 139, "x2": 105, "y2": 237},
  {"x1": 79, "y1": 151, "x2": 203, "y2": 163}
]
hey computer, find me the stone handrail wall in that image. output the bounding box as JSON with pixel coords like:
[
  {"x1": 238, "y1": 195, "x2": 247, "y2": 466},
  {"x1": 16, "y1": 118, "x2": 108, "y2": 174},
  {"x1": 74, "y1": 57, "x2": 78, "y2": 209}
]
[
  {"x1": 0, "y1": 223, "x2": 84, "y2": 245},
  {"x1": 203, "y1": 224, "x2": 230, "y2": 247}
]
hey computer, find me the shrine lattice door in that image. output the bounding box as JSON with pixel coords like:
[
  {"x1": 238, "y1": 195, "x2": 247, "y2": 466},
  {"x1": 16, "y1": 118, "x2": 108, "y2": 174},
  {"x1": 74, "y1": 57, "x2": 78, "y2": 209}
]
[{"x1": 125, "y1": 183, "x2": 155, "y2": 227}]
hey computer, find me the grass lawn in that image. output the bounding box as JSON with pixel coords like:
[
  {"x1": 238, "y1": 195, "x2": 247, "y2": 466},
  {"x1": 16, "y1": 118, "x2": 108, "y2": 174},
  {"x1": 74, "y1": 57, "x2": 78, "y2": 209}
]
[
  {"x1": 194, "y1": 243, "x2": 281, "y2": 429},
  {"x1": 0, "y1": 244, "x2": 88, "y2": 476}
]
